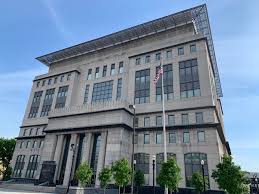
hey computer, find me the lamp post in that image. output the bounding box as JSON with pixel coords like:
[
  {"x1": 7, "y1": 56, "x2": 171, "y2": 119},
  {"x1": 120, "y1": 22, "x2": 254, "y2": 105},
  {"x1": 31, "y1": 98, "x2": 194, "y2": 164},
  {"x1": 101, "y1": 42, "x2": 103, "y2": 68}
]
[
  {"x1": 152, "y1": 155, "x2": 156, "y2": 194},
  {"x1": 201, "y1": 159, "x2": 206, "y2": 192},
  {"x1": 129, "y1": 104, "x2": 136, "y2": 194},
  {"x1": 66, "y1": 143, "x2": 76, "y2": 194}
]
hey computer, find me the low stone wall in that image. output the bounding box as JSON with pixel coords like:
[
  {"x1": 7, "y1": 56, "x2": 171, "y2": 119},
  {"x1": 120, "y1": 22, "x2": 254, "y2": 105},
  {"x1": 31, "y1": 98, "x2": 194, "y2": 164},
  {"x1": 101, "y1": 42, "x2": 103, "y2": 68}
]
[
  {"x1": 0, "y1": 183, "x2": 55, "y2": 193},
  {"x1": 55, "y1": 185, "x2": 118, "y2": 194}
]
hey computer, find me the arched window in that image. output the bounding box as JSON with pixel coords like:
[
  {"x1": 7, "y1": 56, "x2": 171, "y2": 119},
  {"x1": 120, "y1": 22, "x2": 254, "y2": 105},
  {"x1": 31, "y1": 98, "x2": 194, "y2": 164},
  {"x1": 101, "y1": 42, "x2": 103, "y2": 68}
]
[
  {"x1": 13, "y1": 155, "x2": 25, "y2": 178},
  {"x1": 25, "y1": 155, "x2": 40, "y2": 178},
  {"x1": 156, "y1": 153, "x2": 176, "y2": 176},
  {"x1": 184, "y1": 153, "x2": 209, "y2": 187},
  {"x1": 134, "y1": 153, "x2": 150, "y2": 174}
]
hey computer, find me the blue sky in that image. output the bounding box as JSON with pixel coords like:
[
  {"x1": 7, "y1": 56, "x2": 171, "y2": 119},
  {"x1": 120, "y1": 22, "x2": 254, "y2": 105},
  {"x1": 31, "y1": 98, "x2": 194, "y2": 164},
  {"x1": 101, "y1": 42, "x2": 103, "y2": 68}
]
[{"x1": 0, "y1": 0, "x2": 258, "y2": 172}]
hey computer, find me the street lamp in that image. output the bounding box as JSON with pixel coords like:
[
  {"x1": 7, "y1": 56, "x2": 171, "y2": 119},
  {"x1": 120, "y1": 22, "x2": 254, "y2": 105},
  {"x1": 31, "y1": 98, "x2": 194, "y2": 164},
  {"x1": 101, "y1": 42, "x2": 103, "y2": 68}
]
[
  {"x1": 129, "y1": 104, "x2": 136, "y2": 194},
  {"x1": 66, "y1": 143, "x2": 76, "y2": 194},
  {"x1": 200, "y1": 159, "x2": 206, "y2": 192},
  {"x1": 152, "y1": 155, "x2": 156, "y2": 194}
]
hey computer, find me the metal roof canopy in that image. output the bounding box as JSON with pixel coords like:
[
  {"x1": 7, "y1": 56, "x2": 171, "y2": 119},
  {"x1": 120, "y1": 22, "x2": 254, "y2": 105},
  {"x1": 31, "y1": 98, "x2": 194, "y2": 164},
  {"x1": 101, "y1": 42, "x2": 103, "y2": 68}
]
[{"x1": 36, "y1": 4, "x2": 223, "y2": 97}]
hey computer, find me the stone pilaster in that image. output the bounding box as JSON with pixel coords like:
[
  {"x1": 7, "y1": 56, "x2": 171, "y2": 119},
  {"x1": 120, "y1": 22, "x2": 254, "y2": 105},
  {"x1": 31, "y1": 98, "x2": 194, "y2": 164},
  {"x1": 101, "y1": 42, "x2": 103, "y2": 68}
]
[
  {"x1": 53, "y1": 134, "x2": 64, "y2": 183},
  {"x1": 81, "y1": 132, "x2": 92, "y2": 164}
]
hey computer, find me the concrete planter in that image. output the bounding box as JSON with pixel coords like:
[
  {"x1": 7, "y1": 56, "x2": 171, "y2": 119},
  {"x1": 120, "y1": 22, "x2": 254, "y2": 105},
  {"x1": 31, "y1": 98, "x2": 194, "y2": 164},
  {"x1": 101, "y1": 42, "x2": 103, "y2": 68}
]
[{"x1": 55, "y1": 185, "x2": 118, "y2": 194}]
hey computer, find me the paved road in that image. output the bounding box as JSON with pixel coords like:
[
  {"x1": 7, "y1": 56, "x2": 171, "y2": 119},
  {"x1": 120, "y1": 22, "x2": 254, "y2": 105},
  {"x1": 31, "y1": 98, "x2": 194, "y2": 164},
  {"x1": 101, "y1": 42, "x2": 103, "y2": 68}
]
[{"x1": 0, "y1": 188, "x2": 55, "y2": 194}]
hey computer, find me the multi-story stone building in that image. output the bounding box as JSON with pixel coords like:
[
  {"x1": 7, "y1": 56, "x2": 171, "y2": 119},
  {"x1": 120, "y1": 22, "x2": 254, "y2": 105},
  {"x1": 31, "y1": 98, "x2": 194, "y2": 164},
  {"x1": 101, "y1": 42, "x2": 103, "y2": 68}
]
[{"x1": 11, "y1": 4, "x2": 230, "y2": 190}]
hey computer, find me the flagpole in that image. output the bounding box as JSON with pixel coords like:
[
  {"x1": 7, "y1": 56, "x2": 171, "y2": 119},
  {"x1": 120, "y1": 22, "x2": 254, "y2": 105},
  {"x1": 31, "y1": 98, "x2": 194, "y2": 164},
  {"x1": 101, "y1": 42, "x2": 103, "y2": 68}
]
[{"x1": 161, "y1": 56, "x2": 168, "y2": 194}]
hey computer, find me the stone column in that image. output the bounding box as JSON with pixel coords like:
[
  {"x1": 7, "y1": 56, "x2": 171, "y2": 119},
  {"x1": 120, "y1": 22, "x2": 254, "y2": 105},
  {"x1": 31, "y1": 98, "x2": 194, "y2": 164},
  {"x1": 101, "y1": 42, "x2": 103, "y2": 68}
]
[
  {"x1": 95, "y1": 131, "x2": 108, "y2": 187},
  {"x1": 63, "y1": 134, "x2": 78, "y2": 187},
  {"x1": 81, "y1": 133, "x2": 92, "y2": 164},
  {"x1": 53, "y1": 134, "x2": 64, "y2": 182}
]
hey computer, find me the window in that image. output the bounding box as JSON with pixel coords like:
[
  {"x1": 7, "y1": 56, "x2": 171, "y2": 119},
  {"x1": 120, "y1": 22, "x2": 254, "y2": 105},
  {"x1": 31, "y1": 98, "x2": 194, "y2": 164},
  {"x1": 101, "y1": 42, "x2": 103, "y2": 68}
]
[
  {"x1": 35, "y1": 128, "x2": 39, "y2": 135},
  {"x1": 87, "y1": 69, "x2": 92, "y2": 80},
  {"x1": 42, "y1": 80, "x2": 45, "y2": 86},
  {"x1": 144, "y1": 117, "x2": 150, "y2": 127},
  {"x1": 102, "y1": 65, "x2": 107, "y2": 77},
  {"x1": 168, "y1": 115, "x2": 175, "y2": 126},
  {"x1": 29, "y1": 128, "x2": 33, "y2": 136},
  {"x1": 23, "y1": 129, "x2": 27, "y2": 136},
  {"x1": 134, "y1": 69, "x2": 150, "y2": 104},
  {"x1": 67, "y1": 73, "x2": 71, "y2": 81},
  {"x1": 54, "y1": 77, "x2": 58, "y2": 84},
  {"x1": 136, "y1": 58, "x2": 141, "y2": 65},
  {"x1": 110, "y1": 64, "x2": 115, "y2": 76},
  {"x1": 26, "y1": 141, "x2": 31, "y2": 148},
  {"x1": 156, "y1": 153, "x2": 176, "y2": 176},
  {"x1": 166, "y1": 50, "x2": 172, "y2": 59},
  {"x1": 156, "y1": 116, "x2": 162, "y2": 126},
  {"x1": 95, "y1": 67, "x2": 100, "y2": 78},
  {"x1": 83, "y1": 85, "x2": 90, "y2": 104},
  {"x1": 48, "y1": 79, "x2": 52, "y2": 85},
  {"x1": 182, "y1": 114, "x2": 189, "y2": 125},
  {"x1": 145, "y1": 56, "x2": 150, "y2": 63},
  {"x1": 134, "y1": 134, "x2": 138, "y2": 144},
  {"x1": 116, "y1": 78, "x2": 122, "y2": 99},
  {"x1": 25, "y1": 155, "x2": 40, "y2": 178},
  {"x1": 20, "y1": 141, "x2": 24, "y2": 148},
  {"x1": 190, "y1": 44, "x2": 196, "y2": 53},
  {"x1": 178, "y1": 47, "x2": 184, "y2": 55},
  {"x1": 13, "y1": 155, "x2": 25, "y2": 177},
  {"x1": 179, "y1": 59, "x2": 200, "y2": 98},
  {"x1": 60, "y1": 75, "x2": 64, "y2": 82},
  {"x1": 41, "y1": 88, "x2": 55, "y2": 117},
  {"x1": 134, "y1": 153, "x2": 150, "y2": 174},
  {"x1": 119, "y1": 62, "x2": 124, "y2": 74},
  {"x1": 169, "y1": 132, "x2": 176, "y2": 143},
  {"x1": 28, "y1": 91, "x2": 43, "y2": 118},
  {"x1": 183, "y1": 132, "x2": 190, "y2": 143},
  {"x1": 156, "y1": 53, "x2": 161, "y2": 61},
  {"x1": 156, "y1": 64, "x2": 173, "y2": 101},
  {"x1": 144, "y1": 134, "x2": 150, "y2": 144},
  {"x1": 198, "y1": 131, "x2": 205, "y2": 142},
  {"x1": 134, "y1": 117, "x2": 139, "y2": 127},
  {"x1": 32, "y1": 141, "x2": 37, "y2": 148},
  {"x1": 196, "y1": 112, "x2": 203, "y2": 124},
  {"x1": 92, "y1": 80, "x2": 113, "y2": 103},
  {"x1": 39, "y1": 140, "x2": 43, "y2": 148},
  {"x1": 156, "y1": 133, "x2": 162, "y2": 144},
  {"x1": 55, "y1": 86, "x2": 69, "y2": 108},
  {"x1": 184, "y1": 153, "x2": 209, "y2": 187},
  {"x1": 36, "y1": 81, "x2": 40, "y2": 87}
]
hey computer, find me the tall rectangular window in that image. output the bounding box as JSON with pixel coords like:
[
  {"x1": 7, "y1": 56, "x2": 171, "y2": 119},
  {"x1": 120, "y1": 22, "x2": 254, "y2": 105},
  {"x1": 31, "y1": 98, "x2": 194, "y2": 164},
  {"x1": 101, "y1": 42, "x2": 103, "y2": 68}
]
[
  {"x1": 144, "y1": 117, "x2": 150, "y2": 127},
  {"x1": 87, "y1": 69, "x2": 92, "y2": 80},
  {"x1": 54, "y1": 77, "x2": 58, "y2": 84},
  {"x1": 102, "y1": 65, "x2": 107, "y2": 77},
  {"x1": 42, "y1": 80, "x2": 45, "y2": 86},
  {"x1": 25, "y1": 155, "x2": 39, "y2": 178},
  {"x1": 55, "y1": 86, "x2": 69, "y2": 108},
  {"x1": 198, "y1": 131, "x2": 205, "y2": 142},
  {"x1": 119, "y1": 62, "x2": 124, "y2": 74},
  {"x1": 36, "y1": 81, "x2": 40, "y2": 87},
  {"x1": 28, "y1": 91, "x2": 43, "y2": 118},
  {"x1": 60, "y1": 75, "x2": 64, "y2": 82},
  {"x1": 183, "y1": 132, "x2": 190, "y2": 143},
  {"x1": 92, "y1": 80, "x2": 113, "y2": 103},
  {"x1": 169, "y1": 132, "x2": 176, "y2": 143},
  {"x1": 168, "y1": 115, "x2": 175, "y2": 126},
  {"x1": 156, "y1": 64, "x2": 173, "y2": 101},
  {"x1": 156, "y1": 116, "x2": 162, "y2": 126},
  {"x1": 166, "y1": 50, "x2": 172, "y2": 59},
  {"x1": 134, "y1": 69, "x2": 150, "y2": 104},
  {"x1": 156, "y1": 53, "x2": 161, "y2": 61},
  {"x1": 116, "y1": 78, "x2": 122, "y2": 99},
  {"x1": 13, "y1": 155, "x2": 25, "y2": 177},
  {"x1": 26, "y1": 141, "x2": 31, "y2": 148},
  {"x1": 83, "y1": 85, "x2": 90, "y2": 104},
  {"x1": 179, "y1": 59, "x2": 200, "y2": 98},
  {"x1": 196, "y1": 112, "x2": 203, "y2": 124},
  {"x1": 41, "y1": 88, "x2": 55, "y2": 117},
  {"x1": 67, "y1": 74, "x2": 71, "y2": 81},
  {"x1": 144, "y1": 133, "x2": 150, "y2": 144},
  {"x1": 178, "y1": 47, "x2": 184, "y2": 55},
  {"x1": 134, "y1": 117, "x2": 139, "y2": 127},
  {"x1": 110, "y1": 64, "x2": 115, "y2": 76},
  {"x1": 145, "y1": 56, "x2": 150, "y2": 63},
  {"x1": 190, "y1": 44, "x2": 196, "y2": 53},
  {"x1": 182, "y1": 114, "x2": 189, "y2": 125},
  {"x1": 95, "y1": 67, "x2": 100, "y2": 79},
  {"x1": 136, "y1": 58, "x2": 141, "y2": 65},
  {"x1": 156, "y1": 133, "x2": 162, "y2": 144},
  {"x1": 48, "y1": 79, "x2": 52, "y2": 85}
]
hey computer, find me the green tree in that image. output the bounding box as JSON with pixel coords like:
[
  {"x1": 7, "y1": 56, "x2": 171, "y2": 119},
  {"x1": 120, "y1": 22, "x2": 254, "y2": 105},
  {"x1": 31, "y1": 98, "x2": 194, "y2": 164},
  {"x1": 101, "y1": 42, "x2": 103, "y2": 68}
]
[
  {"x1": 191, "y1": 172, "x2": 208, "y2": 194},
  {"x1": 0, "y1": 138, "x2": 16, "y2": 180},
  {"x1": 157, "y1": 157, "x2": 182, "y2": 194},
  {"x1": 98, "y1": 166, "x2": 112, "y2": 194},
  {"x1": 134, "y1": 170, "x2": 145, "y2": 194},
  {"x1": 111, "y1": 158, "x2": 131, "y2": 194},
  {"x1": 75, "y1": 162, "x2": 93, "y2": 187},
  {"x1": 212, "y1": 155, "x2": 249, "y2": 194}
]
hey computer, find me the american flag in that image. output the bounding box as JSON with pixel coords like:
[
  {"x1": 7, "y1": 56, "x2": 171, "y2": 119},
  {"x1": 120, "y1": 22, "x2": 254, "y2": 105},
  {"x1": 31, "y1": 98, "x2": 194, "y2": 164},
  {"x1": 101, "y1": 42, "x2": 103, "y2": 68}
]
[{"x1": 154, "y1": 65, "x2": 163, "y2": 84}]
